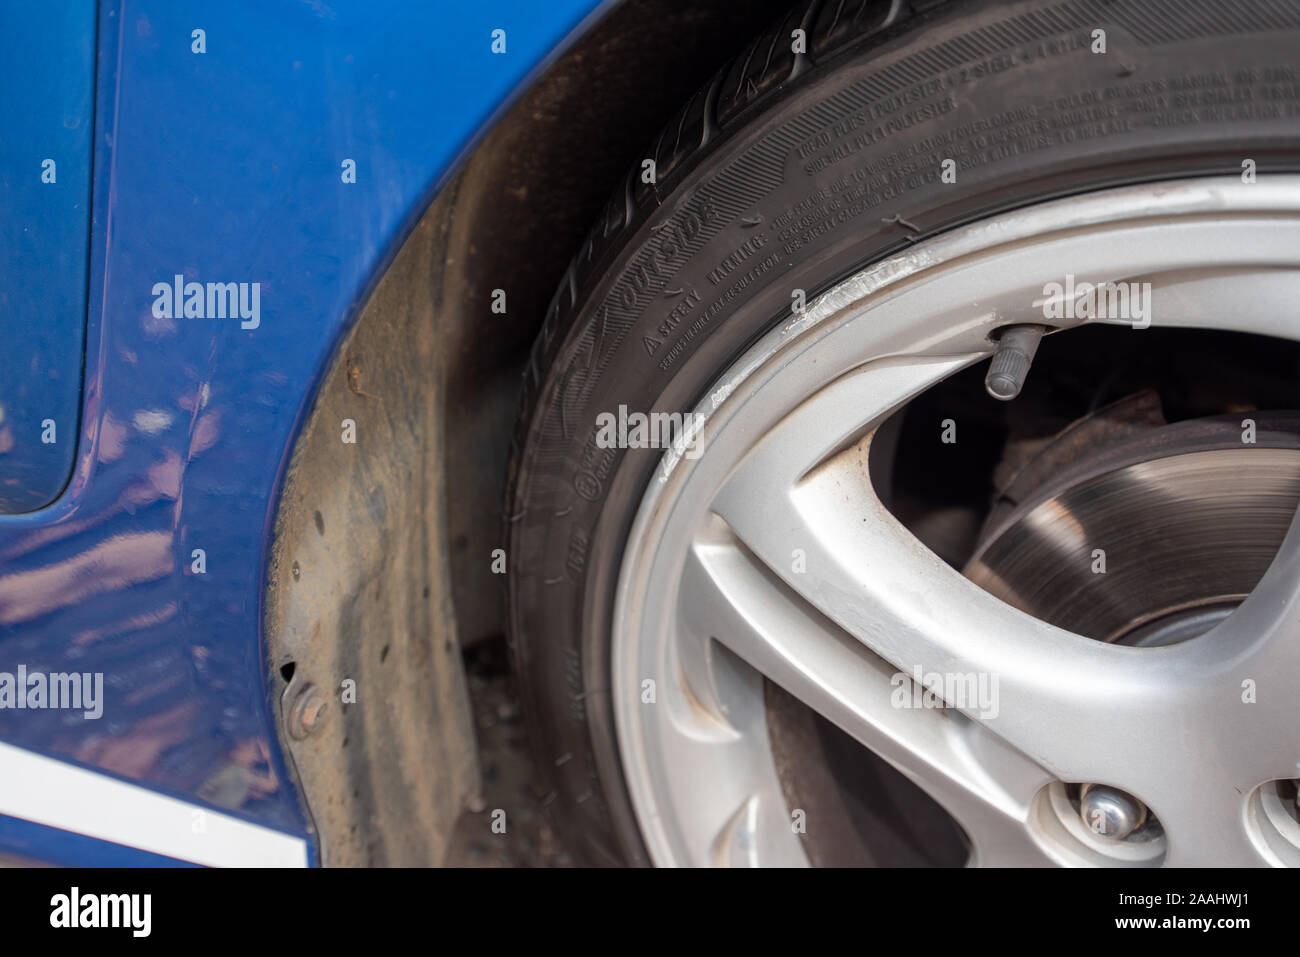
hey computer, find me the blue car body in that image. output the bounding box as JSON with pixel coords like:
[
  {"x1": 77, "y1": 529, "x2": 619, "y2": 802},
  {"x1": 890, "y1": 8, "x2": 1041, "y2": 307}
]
[{"x1": 0, "y1": 0, "x2": 604, "y2": 866}]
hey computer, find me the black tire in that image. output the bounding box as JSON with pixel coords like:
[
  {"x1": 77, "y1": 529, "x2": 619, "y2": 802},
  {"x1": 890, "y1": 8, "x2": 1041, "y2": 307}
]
[{"x1": 506, "y1": 0, "x2": 1300, "y2": 865}]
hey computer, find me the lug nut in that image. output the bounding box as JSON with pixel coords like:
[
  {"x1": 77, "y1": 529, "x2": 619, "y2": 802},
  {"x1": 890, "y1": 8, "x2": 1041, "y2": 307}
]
[
  {"x1": 287, "y1": 684, "x2": 328, "y2": 740},
  {"x1": 985, "y1": 324, "x2": 1046, "y2": 401},
  {"x1": 1080, "y1": 784, "x2": 1146, "y2": 840}
]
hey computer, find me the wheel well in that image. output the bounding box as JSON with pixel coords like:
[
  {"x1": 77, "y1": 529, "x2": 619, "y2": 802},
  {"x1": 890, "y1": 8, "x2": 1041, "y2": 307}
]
[
  {"x1": 436, "y1": 0, "x2": 796, "y2": 643},
  {"x1": 264, "y1": 0, "x2": 799, "y2": 863}
]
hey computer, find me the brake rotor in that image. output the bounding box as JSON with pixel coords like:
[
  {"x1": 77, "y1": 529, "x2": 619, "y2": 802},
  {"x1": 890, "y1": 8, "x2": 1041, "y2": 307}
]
[{"x1": 965, "y1": 410, "x2": 1300, "y2": 645}]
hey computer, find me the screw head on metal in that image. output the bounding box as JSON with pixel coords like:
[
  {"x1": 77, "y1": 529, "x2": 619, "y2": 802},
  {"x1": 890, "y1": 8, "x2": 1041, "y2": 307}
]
[
  {"x1": 1080, "y1": 784, "x2": 1146, "y2": 840},
  {"x1": 288, "y1": 685, "x2": 328, "y2": 740}
]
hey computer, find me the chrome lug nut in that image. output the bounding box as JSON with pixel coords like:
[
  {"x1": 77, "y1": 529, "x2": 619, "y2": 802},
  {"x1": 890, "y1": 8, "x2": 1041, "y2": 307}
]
[{"x1": 1080, "y1": 784, "x2": 1147, "y2": 840}]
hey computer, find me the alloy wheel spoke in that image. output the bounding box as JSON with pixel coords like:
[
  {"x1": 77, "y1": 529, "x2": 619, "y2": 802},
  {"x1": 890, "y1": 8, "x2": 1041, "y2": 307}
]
[
  {"x1": 1178, "y1": 506, "x2": 1300, "y2": 785},
  {"x1": 708, "y1": 363, "x2": 1158, "y2": 782},
  {"x1": 680, "y1": 528, "x2": 1057, "y2": 864}
]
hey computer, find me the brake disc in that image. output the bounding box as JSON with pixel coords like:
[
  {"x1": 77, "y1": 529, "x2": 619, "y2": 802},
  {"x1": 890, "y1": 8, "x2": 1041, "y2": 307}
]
[{"x1": 965, "y1": 411, "x2": 1300, "y2": 645}]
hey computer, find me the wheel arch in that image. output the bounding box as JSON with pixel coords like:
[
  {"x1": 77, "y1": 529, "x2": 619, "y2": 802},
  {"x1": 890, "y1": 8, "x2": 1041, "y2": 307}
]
[{"x1": 263, "y1": 0, "x2": 797, "y2": 864}]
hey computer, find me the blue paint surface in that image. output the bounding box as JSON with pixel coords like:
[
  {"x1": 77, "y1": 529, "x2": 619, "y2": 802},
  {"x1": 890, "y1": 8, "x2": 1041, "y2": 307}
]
[
  {"x1": 0, "y1": 0, "x2": 604, "y2": 863},
  {"x1": 0, "y1": 812, "x2": 198, "y2": 867},
  {"x1": 0, "y1": 2, "x2": 96, "y2": 512}
]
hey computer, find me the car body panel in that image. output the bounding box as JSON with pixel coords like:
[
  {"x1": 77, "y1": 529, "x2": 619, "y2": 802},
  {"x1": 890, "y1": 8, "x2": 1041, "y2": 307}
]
[{"x1": 0, "y1": 1, "x2": 97, "y2": 512}]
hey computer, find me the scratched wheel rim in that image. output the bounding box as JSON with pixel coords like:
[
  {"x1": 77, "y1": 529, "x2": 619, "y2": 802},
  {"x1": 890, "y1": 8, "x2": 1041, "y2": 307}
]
[{"x1": 611, "y1": 176, "x2": 1300, "y2": 866}]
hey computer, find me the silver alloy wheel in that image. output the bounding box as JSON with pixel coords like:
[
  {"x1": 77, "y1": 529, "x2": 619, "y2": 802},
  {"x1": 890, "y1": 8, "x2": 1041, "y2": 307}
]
[{"x1": 611, "y1": 176, "x2": 1300, "y2": 867}]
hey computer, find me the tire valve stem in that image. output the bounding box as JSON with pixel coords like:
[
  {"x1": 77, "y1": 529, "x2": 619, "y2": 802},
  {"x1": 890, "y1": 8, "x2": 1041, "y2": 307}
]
[{"x1": 985, "y1": 324, "x2": 1046, "y2": 401}]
